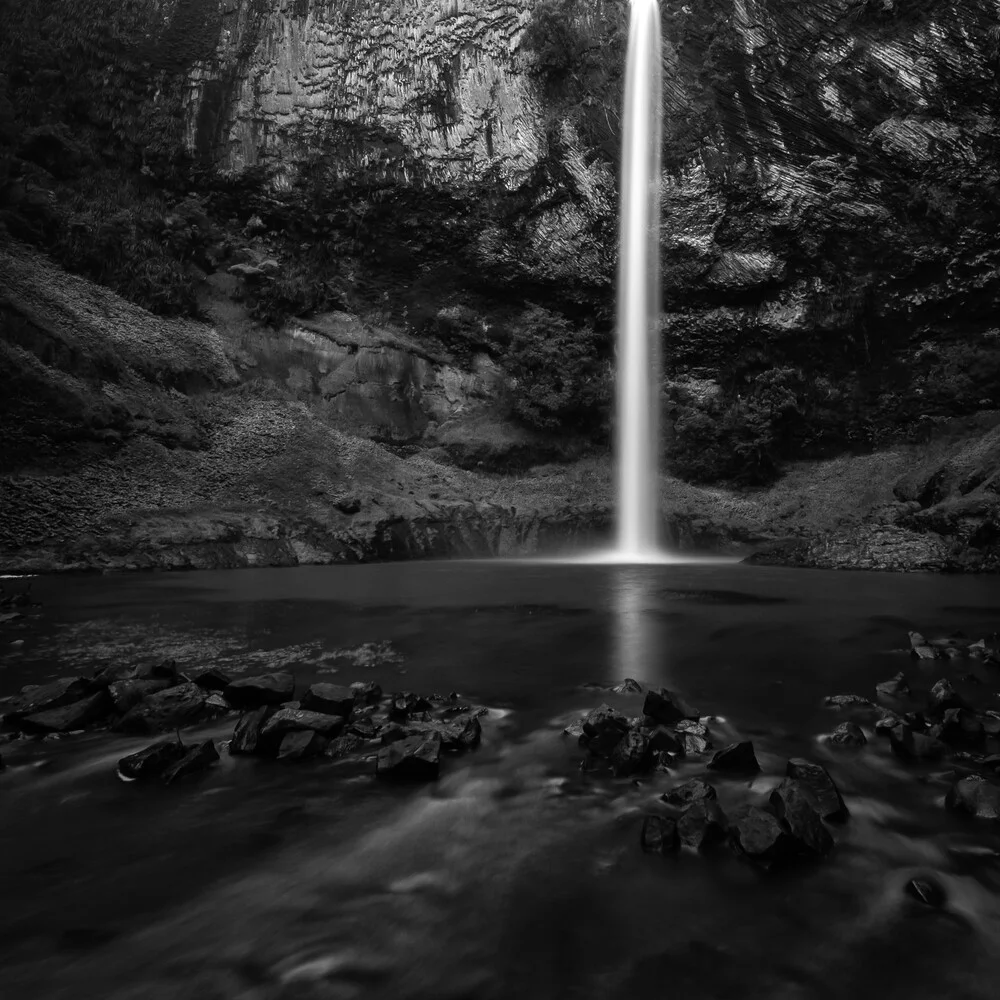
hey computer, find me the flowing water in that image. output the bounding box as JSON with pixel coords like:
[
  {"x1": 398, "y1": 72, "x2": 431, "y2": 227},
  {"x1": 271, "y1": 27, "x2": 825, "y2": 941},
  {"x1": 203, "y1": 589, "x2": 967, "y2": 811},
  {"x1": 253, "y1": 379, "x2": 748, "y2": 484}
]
[
  {"x1": 615, "y1": 0, "x2": 664, "y2": 559},
  {"x1": 3, "y1": 562, "x2": 1000, "y2": 999}
]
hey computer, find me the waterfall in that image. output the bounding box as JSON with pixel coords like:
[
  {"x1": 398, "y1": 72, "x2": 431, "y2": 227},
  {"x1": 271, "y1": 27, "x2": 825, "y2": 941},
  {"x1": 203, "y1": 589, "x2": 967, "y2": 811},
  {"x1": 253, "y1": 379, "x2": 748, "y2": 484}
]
[{"x1": 614, "y1": 0, "x2": 663, "y2": 560}]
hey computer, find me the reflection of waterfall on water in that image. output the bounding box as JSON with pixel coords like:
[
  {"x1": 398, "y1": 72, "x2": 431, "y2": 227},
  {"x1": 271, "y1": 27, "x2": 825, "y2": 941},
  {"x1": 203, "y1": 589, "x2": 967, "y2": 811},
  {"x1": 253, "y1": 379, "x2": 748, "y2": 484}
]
[
  {"x1": 613, "y1": 567, "x2": 655, "y2": 682},
  {"x1": 615, "y1": 0, "x2": 664, "y2": 560}
]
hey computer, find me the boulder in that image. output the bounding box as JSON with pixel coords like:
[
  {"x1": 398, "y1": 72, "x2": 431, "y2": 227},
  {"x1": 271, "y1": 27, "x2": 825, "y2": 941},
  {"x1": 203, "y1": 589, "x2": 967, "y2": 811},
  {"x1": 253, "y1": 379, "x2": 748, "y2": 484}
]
[
  {"x1": 875, "y1": 712, "x2": 904, "y2": 737},
  {"x1": 278, "y1": 730, "x2": 327, "y2": 762},
  {"x1": 677, "y1": 800, "x2": 727, "y2": 850},
  {"x1": 116, "y1": 683, "x2": 208, "y2": 734},
  {"x1": 909, "y1": 632, "x2": 938, "y2": 660},
  {"x1": 3, "y1": 677, "x2": 92, "y2": 721},
  {"x1": 824, "y1": 694, "x2": 874, "y2": 709},
  {"x1": 829, "y1": 721, "x2": 867, "y2": 746},
  {"x1": 117, "y1": 739, "x2": 188, "y2": 780},
  {"x1": 162, "y1": 740, "x2": 219, "y2": 784},
  {"x1": 640, "y1": 814, "x2": 679, "y2": 854},
  {"x1": 646, "y1": 726, "x2": 684, "y2": 755},
  {"x1": 610, "y1": 730, "x2": 651, "y2": 776},
  {"x1": 769, "y1": 778, "x2": 834, "y2": 857},
  {"x1": 108, "y1": 678, "x2": 171, "y2": 714},
  {"x1": 679, "y1": 731, "x2": 711, "y2": 755},
  {"x1": 349, "y1": 716, "x2": 379, "y2": 740},
  {"x1": 939, "y1": 707, "x2": 985, "y2": 749},
  {"x1": 729, "y1": 805, "x2": 794, "y2": 864},
  {"x1": 785, "y1": 758, "x2": 848, "y2": 821},
  {"x1": 187, "y1": 668, "x2": 233, "y2": 692},
  {"x1": 133, "y1": 661, "x2": 180, "y2": 683},
  {"x1": 662, "y1": 778, "x2": 717, "y2": 807},
  {"x1": 379, "y1": 723, "x2": 410, "y2": 745},
  {"x1": 376, "y1": 732, "x2": 442, "y2": 782},
  {"x1": 350, "y1": 681, "x2": 383, "y2": 705},
  {"x1": 642, "y1": 688, "x2": 699, "y2": 726},
  {"x1": 612, "y1": 678, "x2": 644, "y2": 694},
  {"x1": 946, "y1": 775, "x2": 1000, "y2": 821},
  {"x1": 21, "y1": 691, "x2": 112, "y2": 733},
  {"x1": 260, "y1": 707, "x2": 346, "y2": 740},
  {"x1": 563, "y1": 721, "x2": 586, "y2": 739},
  {"x1": 875, "y1": 673, "x2": 911, "y2": 699},
  {"x1": 707, "y1": 741, "x2": 760, "y2": 773},
  {"x1": 675, "y1": 719, "x2": 709, "y2": 736},
  {"x1": 581, "y1": 704, "x2": 629, "y2": 757},
  {"x1": 927, "y1": 678, "x2": 965, "y2": 716},
  {"x1": 225, "y1": 672, "x2": 295, "y2": 708},
  {"x1": 387, "y1": 692, "x2": 434, "y2": 722},
  {"x1": 889, "y1": 724, "x2": 946, "y2": 762},
  {"x1": 326, "y1": 733, "x2": 366, "y2": 758},
  {"x1": 229, "y1": 706, "x2": 277, "y2": 755},
  {"x1": 301, "y1": 683, "x2": 356, "y2": 717},
  {"x1": 439, "y1": 714, "x2": 482, "y2": 751}
]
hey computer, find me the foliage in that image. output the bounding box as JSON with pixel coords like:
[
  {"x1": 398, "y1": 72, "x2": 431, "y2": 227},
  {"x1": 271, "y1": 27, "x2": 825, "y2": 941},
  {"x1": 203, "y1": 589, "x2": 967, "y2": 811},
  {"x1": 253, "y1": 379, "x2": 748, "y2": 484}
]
[
  {"x1": 505, "y1": 305, "x2": 610, "y2": 432},
  {"x1": 247, "y1": 250, "x2": 346, "y2": 325}
]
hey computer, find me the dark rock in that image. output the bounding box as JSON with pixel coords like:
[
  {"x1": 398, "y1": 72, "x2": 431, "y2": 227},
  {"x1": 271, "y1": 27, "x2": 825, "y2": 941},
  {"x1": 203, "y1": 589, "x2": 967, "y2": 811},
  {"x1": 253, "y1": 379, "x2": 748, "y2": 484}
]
[
  {"x1": 928, "y1": 678, "x2": 965, "y2": 716},
  {"x1": 786, "y1": 758, "x2": 848, "y2": 821},
  {"x1": 829, "y1": 721, "x2": 867, "y2": 746},
  {"x1": 562, "y1": 721, "x2": 586, "y2": 739},
  {"x1": 729, "y1": 805, "x2": 794, "y2": 864},
  {"x1": 224, "y1": 672, "x2": 295, "y2": 709},
  {"x1": 707, "y1": 741, "x2": 761, "y2": 773},
  {"x1": 909, "y1": 632, "x2": 938, "y2": 660},
  {"x1": 905, "y1": 877, "x2": 946, "y2": 908},
  {"x1": 376, "y1": 732, "x2": 442, "y2": 782},
  {"x1": 21, "y1": 691, "x2": 112, "y2": 734},
  {"x1": 612, "y1": 678, "x2": 644, "y2": 694},
  {"x1": 646, "y1": 726, "x2": 684, "y2": 755},
  {"x1": 640, "y1": 814, "x2": 679, "y2": 854},
  {"x1": 677, "y1": 800, "x2": 727, "y2": 850},
  {"x1": 875, "y1": 673, "x2": 911, "y2": 699},
  {"x1": 824, "y1": 694, "x2": 874, "y2": 709},
  {"x1": 679, "y1": 731, "x2": 711, "y2": 755},
  {"x1": 90, "y1": 664, "x2": 139, "y2": 688},
  {"x1": 675, "y1": 719, "x2": 708, "y2": 736},
  {"x1": 889, "y1": 724, "x2": 946, "y2": 762},
  {"x1": 187, "y1": 668, "x2": 233, "y2": 692},
  {"x1": 441, "y1": 713, "x2": 482, "y2": 751},
  {"x1": 379, "y1": 722, "x2": 410, "y2": 745},
  {"x1": 581, "y1": 703, "x2": 629, "y2": 757},
  {"x1": 108, "y1": 678, "x2": 171, "y2": 714},
  {"x1": 769, "y1": 778, "x2": 834, "y2": 857},
  {"x1": 643, "y1": 688, "x2": 699, "y2": 726},
  {"x1": 387, "y1": 692, "x2": 434, "y2": 721},
  {"x1": 229, "y1": 706, "x2": 277, "y2": 755},
  {"x1": 662, "y1": 778, "x2": 717, "y2": 807},
  {"x1": 116, "y1": 682, "x2": 208, "y2": 734},
  {"x1": 939, "y1": 707, "x2": 985, "y2": 749},
  {"x1": 3, "y1": 677, "x2": 93, "y2": 721},
  {"x1": 982, "y1": 712, "x2": 1000, "y2": 737},
  {"x1": 117, "y1": 739, "x2": 188, "y2": 780},
  {"x1": 133, "y1": 661, "x2": 180, "y2": 683},
  {"x1": 349, "y1": 681, "x2": 383, "y2": 705},
  {"x1": 946, "y1": 775, "x2": 1000, "y2": 821},
  {"x1": 349, "y1": 716, "x2": 379, "y2": 739},
  {"x1": 326, "y1": 733, "x2": 365, "y2": 758},
  {"x1": 301, "y1": 683, "x2": 356, "y2": 717},
  {"x1": 278, "y1": 730, "x2": 327, "y2": 762},
  {"x1": 875, "y1": 712, "x2": 904, "y2": 737},
  {"x1": 162, "y1": 739, "x2": 219, "y2": 784},
  {"x1": 610, "y1": 729, "x2": 651, "y2": 776},
  {"x1": 260, "y1": 707, "x2": 346, "y2": 739}
]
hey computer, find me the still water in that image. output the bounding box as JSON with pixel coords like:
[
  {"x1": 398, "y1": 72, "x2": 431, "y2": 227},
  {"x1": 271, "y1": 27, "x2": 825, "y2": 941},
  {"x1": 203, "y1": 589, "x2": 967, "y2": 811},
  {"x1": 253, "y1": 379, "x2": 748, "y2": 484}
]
[{"x1": 2, "y1": 561, "x2": 1000, "y2": 999}]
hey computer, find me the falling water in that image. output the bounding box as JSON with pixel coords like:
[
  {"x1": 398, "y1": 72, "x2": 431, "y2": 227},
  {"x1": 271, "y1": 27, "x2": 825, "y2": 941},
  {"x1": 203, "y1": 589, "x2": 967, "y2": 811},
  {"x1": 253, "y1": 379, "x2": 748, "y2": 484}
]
[{"x1": 615, "y1": 0, "x2": 663, "y2": 560}]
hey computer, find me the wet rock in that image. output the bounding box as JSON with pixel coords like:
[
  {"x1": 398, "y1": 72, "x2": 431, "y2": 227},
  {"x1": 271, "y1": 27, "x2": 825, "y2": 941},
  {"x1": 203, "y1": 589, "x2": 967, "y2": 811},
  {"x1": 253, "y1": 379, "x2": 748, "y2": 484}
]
[
  {"x1": 909, "y1": 632, "x2": 938, "y2": 660},
  {"x1": 640, "y1": 814, "x2": 679, "y2": 854},
  {"x1": 350, "y1": 681, "x2": 383, "y2": 705},
  {"x1": 224, "y1": 672, "x2": 295, "y2": 709},
  {"x1": 90, "y1": 664, "x2": 140, "y2": 688},
  {"x1": 326, "y1": 733, "x2": 365, "y2": 758},
  {"x1": 278, "y1": 730, "x2": 327, "y2": 762},
  {"x1": 946, "y1": 775, "x2": 1000, "y2": 821},
  {"x1": 662, "y1": 778, "x2": 718, "y2": 807},
  {"x1": 387, "y1": 692, "x2": 434, "y2": 722},
  {"x1": 679, "y1": 731, "x2": 711, "y2": 755},
  {"x1": 889, "y1": 724, "x2": 946, "y2": 762},
  {"x1": 875, "y1": 673, "x2": 911, "y2": 699},
  {"x1": 875, "y1": 712, "x2": 904, "y2": 737},
  {"x1": 3, "y1": 677, "x2": 93, "y2": 721},
  {"x1": 677, "y1": 800, "x2": 727, "y2": 850},
  {"x1": 928, "y1": 678, "x2": 965, "y2": 716},
  {"x1": 117, "y1": 682, "x2": 208, "y2": 734},
  {"x1": 229, "y1": 706, "x2": 277, "y2": 755},
  {"x1": 581, "y1": 703, "x2": 629, "y2": 757},
  {"x1": 301, "y1": 683, "x2": 356, "y2": 717},
  {"x1": 939, "y1": 707, "x2": 985, "y2": 749},
  {"x1": 824, "y1": 694, "x2": 874, "y2": 709},
  {"x1": 646, "y1": 726, "x2": 684, "y2": 755},
  {"x1": 610, "y1": 729, "x2": 651, "y2": 777},
  {"x1": 707, "y1": 741, "x2": 761, "y2": 773},
  {"x1": 376, "y1": 732, "x2": 442, "y2": 782},
  {"x1": 982, "y1": 712, "x2": 1000, "y2": 737},
  {"x1": 729, "y1": 805, "x2": 794, "y2": 865},
  {"x1": 134, "y1": 661, "x2": 180, "y2": 683},
  {"x1": 117, "y1": 739, "x2": 188, "y2": 780},
  {"x1": 260, "y1": 707, "x2": 346, "y2": 740},
  {"x1": 829, "y1": 721, "x2": 867, "y2": 746},
  {"x1": 108, "y1": 678, "x2": 171, "y2": 714},
  {"x1": 162, "y1": 739, "x2": 219, "y2": 784},
  {"x1": 205, "y1": 692, "x2": 230, "y2": 714},
  {"x1": 563, "y1": 721, "x2": 585, "y2": 739},
  {"x1": 440, "y1": 713, "x2": 482, "y2": 751},
  {"x1": 769, "y1": 778, "x2": 834, "y2": 857},
  {"x1": 187, "y1": 668, "x2": 233, "y2": 692},
  {"x1": 349, "y1": 716, "x2": 379, "y2": 739},
  {"x1": 643, "y1": 688, "x2": 699, "y2": 726},
  {"x1": 612, "y1": 678, "x2": 644, "y2": 694},
  {"x1": 905, "y1": 876, "x2": 946, "y2": 908},
  {"x1": 786, "y1": 758, "x2": 849, "y2": 821},
  {"x1": 379, "y1": 722, "x2": 410, "y2": 745},
  {"x1": 21, "y1": 691, "x2": 112, "y2": 734},
  {"x1": 675, "y1": 719, "x2": 709, "y2": 736}
]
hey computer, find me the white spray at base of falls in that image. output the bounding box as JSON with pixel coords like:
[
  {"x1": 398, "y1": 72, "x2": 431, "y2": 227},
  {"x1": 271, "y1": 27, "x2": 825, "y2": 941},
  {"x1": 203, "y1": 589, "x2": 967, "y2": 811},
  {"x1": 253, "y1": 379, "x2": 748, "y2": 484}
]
[{"x1": 614, "y1": 0, "x2": 664, "y2": 560}]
